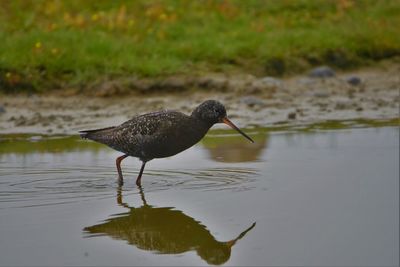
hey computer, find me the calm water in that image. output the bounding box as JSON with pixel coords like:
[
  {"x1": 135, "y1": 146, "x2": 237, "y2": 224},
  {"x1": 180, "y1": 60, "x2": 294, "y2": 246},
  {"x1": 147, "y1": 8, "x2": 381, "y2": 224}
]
[{"x1": 0, "y1": 127, "x2": 398, "y2": 266}]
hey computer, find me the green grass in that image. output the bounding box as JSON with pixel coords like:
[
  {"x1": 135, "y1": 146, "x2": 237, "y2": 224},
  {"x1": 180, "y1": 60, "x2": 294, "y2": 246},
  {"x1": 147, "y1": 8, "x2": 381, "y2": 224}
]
[{"x1": 0, "y1": 0, "x2": 400, "y2": 92}]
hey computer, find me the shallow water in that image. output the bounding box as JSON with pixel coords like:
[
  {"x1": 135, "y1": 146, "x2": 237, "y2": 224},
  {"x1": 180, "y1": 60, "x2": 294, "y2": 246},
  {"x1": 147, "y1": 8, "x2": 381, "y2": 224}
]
[{"x1": 0, "y1": 126, "x2": 398, "y2": 266}]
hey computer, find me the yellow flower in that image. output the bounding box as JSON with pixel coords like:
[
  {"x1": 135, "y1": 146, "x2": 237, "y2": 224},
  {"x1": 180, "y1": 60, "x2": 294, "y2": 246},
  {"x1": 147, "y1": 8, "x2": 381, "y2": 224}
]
[
  {"x1": 35, "y1": 42, "x2": 42, "y2": 49},
  {"x1": 51, "y1": 48, "x2": 59, "y2": 55},
  {"x1": 128, "y1": 19, "x2": 135, "y2": 27},
  {"x1": 5, "y1": 72, "x2": 11, "y2": 79},
  {"x1": 91, "y1": 14, "x2": 99, "y2": 21}
]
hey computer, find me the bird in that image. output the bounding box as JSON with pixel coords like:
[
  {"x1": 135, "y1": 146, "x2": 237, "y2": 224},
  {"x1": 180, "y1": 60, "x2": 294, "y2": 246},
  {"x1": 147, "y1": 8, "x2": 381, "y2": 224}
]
[{"x1": 80, "y1": 100, "x2": 254, "y2": 186}]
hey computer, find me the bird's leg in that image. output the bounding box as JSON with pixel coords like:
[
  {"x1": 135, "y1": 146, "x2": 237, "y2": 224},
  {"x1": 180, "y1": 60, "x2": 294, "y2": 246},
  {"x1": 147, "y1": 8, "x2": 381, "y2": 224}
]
[
  {"x1": 136, "y1": 161, "x2": 147, "y2": 186},
  {"x1": 116, "y1": 185, "x2": 129, "y2": 208},
  {"x1": 116, "y1": 154, "x2": 128, "y2": 185},
  {"x1": 138, "y1": 185, "x2": 148, "y2": 206}
]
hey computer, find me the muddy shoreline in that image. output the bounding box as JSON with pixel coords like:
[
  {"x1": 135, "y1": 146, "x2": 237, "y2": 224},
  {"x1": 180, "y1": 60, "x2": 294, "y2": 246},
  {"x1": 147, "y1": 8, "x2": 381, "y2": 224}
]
[{"x1": 0, "y1": 62, "x2": 399, "y2": 135}]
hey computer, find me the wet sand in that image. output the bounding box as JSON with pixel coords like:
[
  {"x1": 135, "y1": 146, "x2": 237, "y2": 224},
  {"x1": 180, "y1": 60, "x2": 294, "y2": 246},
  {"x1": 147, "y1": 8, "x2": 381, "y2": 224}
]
[{"x1": 0, "y1": 61, "x2": 399, "y2": 135}]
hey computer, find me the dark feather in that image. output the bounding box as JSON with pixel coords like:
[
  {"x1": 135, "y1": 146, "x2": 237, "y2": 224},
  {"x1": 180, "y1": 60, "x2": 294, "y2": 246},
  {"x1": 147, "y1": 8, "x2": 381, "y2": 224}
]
[{"x1": 79, "y1": 126, "x2": 116, "y2": 139}]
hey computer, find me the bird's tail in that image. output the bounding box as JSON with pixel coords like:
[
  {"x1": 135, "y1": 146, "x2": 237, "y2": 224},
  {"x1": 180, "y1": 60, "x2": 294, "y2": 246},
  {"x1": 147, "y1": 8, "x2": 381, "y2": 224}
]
[{"x1": 79, "y1": 126, "x2": 116, "y2": 140}]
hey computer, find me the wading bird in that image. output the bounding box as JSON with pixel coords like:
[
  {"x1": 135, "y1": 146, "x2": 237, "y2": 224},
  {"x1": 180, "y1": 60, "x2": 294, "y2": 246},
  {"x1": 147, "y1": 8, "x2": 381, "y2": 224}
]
[{"x1": 80, "y1": 100, "x2": 254, "y2": 186}]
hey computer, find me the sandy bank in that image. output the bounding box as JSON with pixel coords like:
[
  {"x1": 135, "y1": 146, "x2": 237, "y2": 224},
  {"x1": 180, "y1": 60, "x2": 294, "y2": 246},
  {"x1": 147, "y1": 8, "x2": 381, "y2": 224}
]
[{"x1": 0, "y1": 62, "x2": 399, "y2": 135}]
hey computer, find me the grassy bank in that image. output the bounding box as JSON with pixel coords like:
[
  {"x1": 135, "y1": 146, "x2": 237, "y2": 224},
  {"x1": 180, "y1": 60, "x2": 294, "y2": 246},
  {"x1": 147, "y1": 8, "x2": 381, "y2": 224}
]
[{"x1": 1, "y1": 0, "x2": 400, "y2": 93}]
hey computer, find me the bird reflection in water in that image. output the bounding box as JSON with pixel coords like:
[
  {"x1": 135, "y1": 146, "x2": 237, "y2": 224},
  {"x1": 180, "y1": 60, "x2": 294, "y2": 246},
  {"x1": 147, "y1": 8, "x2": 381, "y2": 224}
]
[
  {"x1": 202, "y1": 130, "x2": 268, "y2": 162},
  {"x1": 83, "y1": 187, "x2": 256, "y2": 265}
]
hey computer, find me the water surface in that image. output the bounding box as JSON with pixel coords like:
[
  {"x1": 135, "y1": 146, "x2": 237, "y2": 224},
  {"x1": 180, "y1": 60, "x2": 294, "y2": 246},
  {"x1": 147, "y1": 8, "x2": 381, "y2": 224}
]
[{"x1": 0, "y1": 126, "x2": 398, "y2": 266}]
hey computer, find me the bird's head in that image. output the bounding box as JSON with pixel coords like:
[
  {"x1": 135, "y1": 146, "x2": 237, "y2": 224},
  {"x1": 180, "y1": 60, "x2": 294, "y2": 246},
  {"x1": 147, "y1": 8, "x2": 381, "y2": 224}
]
[
  {"x1": 191, "y1": 100, "x2": 254, "y2": 143},
  {"x1": 192, "y1": 100, "x2": 227, "y2": 125}
]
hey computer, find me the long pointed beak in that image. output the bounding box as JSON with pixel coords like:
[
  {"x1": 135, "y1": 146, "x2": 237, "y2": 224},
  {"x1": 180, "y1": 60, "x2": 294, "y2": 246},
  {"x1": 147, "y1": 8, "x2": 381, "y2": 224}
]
[{"x1": 222, "y1": 117, "x2": 254, "y2": 143}]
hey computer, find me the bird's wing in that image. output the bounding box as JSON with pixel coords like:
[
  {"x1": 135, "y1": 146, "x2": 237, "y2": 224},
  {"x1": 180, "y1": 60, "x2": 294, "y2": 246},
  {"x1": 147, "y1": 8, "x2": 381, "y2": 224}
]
[
  {"x1": 118, "y1": 110, "x2": 181, "y2": 136},
  {"x1": 108, "y1": 110, "x2": 184, "y2": 155}
]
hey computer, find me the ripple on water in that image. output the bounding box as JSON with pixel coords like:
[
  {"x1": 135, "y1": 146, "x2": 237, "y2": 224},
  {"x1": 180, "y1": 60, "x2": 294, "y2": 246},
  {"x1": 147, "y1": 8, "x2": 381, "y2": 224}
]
[
  {"x1": 0, "y1": 165, "x2": 258, "y2": 209},
  {"x1": 145, "y1": 167, "x2": 258, "y2": 192}
]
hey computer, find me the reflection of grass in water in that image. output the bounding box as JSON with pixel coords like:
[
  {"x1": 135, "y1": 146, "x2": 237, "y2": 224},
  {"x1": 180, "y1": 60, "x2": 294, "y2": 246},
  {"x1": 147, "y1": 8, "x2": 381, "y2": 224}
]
[
  {"x1": 0, "y1": 134, "x2": 103, "y2": 154},
  {"x1": 0, "y1": 118, "x2": 398, "y2": 154}
]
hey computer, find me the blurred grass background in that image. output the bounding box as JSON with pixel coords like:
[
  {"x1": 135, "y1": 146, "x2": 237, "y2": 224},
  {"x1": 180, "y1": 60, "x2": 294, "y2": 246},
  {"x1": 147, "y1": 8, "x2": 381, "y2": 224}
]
[{"x1": 0, "y1": 0, "x2": 399, "y2": 92}]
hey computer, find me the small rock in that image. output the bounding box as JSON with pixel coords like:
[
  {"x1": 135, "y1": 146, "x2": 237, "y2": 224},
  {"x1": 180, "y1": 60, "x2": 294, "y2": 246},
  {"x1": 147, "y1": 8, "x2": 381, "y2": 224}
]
[
  {"x1": 298, "y1": 77, "x2": 317, "y2": 86},
  {"x1": 375, "y1": 99, "x2": 387, "y2": 107},
  {"x1": 346, "y1": 76, "x2": 361, "y2": 86},
  {"x1": 14, "y1": 115, "x2": 28, "y2": 126},
  {"x1": 61, "y1": 115, "x2": 73, "y2": 122},
  {"x1": 313, "y1": 92, "x2": 330, "y2": 98},
  {"x1": 249, "y1": 77, "x2": 281, "y2": 93},
  {"x1": 335, "y1": 100, "x2": 354, "y2": 110},
  {"x1": 308, "y1": 66, "x2": 335, "y2": 78},
  {"x1": 240, "y1": 96, "x2": 266, "y2": 108},
  {"x1": 0, "y1": 105, "x2": 5, "y2": 114},
  {"x1": 347, "y1": 88, "x2": 357, "y2": 99},
  {"x1": 48, "y1": 114, "x2": 56, "y2": 121},
  {"x1": 258, "y1": 77, "x2": 283, "y2": 89},
  {"x1": 287, "y1": 112, "x2": 296, "y2": 120},
  {"x1": 296, "y1": 108, "x2": 306, "y2": 116},
  {"x1": 88, "y1": 105, "x2": 100, "y2": 111}
]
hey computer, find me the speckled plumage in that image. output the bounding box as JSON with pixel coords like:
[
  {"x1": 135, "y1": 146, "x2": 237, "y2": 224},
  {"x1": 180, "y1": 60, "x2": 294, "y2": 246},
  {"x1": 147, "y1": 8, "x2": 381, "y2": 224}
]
[{"x1": 80, "y1": 100, "x2": 253, "y2": 186}]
